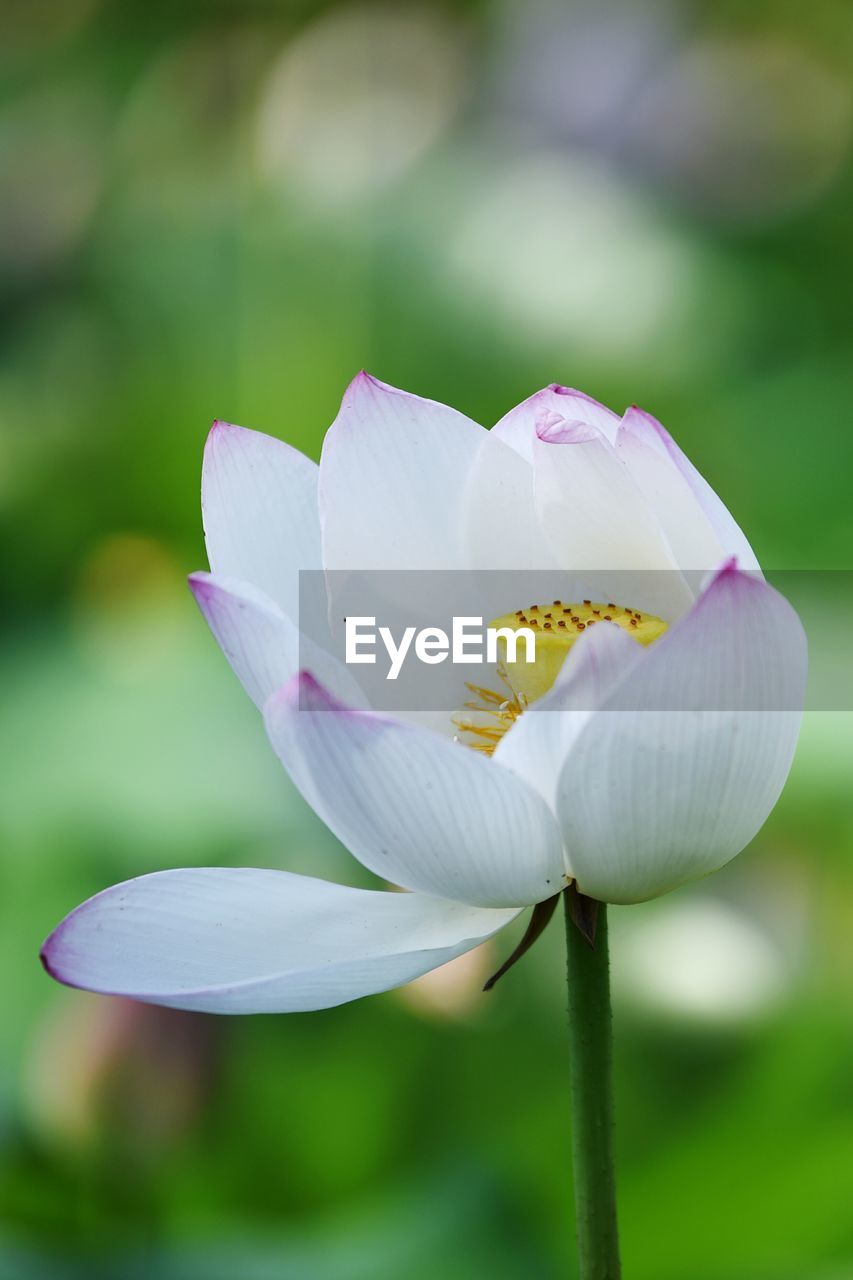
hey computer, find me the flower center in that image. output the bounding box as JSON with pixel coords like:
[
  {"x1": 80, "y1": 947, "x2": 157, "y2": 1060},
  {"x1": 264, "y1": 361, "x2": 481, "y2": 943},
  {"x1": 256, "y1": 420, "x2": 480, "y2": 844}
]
[{"x1": 453, "y1": 599, "x2": 668, "y2": 755}]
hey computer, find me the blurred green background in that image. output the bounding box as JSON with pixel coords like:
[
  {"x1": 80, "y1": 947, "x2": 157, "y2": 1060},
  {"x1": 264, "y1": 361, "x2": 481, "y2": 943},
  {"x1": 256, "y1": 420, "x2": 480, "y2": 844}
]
[{"x1": 2, "y1": 1, "x2": 852, "y2": 1277}]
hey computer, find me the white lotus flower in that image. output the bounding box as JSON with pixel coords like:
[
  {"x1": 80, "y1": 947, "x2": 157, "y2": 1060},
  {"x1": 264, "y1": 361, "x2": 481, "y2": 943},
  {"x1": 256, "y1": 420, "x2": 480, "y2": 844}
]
[{"x1": 41, "y1": 375, "x2": 806, "y2": 1014}]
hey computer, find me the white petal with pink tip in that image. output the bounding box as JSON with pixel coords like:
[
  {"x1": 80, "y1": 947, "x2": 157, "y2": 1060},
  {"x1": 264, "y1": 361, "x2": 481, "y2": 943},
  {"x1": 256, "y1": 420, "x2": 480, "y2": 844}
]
[
  {"x1": 202, "y1": 421, "x2": 321, "y2": 621},
  {"x1": 264, "y1": 674, "x2": 566, "y2": 908},
  {"x1": 41, "y1": 868, "x2": 518, "y2": 1014},
  {"x1": 555, "y1": 568, "x2": 806, "y2": 903},
  {"x1": 320, "y1": 373, "x2": 487, "y2": 572}
]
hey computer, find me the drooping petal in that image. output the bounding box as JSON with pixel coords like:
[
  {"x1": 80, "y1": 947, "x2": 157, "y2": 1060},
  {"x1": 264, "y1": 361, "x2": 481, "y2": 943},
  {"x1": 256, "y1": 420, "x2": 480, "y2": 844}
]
[
  {"x1": 555, "y1": 566, "x2": 807, "y2": 904},
  {"x1": 617, "y1": 407, "x2": 760, "y2": 572},
  {"x1": 41, "y1": 869, "x2": 518, "y2": 1014},
  {"x1": 494, "y1": 622, "x2": 643, "y2": 811},
  {"x1": 188, "y1": 573, "x2": 365, "y2": 709},
  {"x1": 492, "y1": 385, "x2": 621, "y2": 463},
  {"x1": 202, "y1": 421, "x2": 321, "y2": 620},
  {"x1": 319, "y1": 372, "x2": 487, "y2": 571},
  {"x1": 264, "y1": 674, "x2": 567, "y2": 908}
]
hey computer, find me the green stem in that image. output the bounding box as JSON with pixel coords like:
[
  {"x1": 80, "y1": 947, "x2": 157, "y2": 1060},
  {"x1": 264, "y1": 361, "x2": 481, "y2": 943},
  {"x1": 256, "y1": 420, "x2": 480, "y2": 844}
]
[{"x1": 563, "y1": 889, "x2": 621, "y2": 1280}]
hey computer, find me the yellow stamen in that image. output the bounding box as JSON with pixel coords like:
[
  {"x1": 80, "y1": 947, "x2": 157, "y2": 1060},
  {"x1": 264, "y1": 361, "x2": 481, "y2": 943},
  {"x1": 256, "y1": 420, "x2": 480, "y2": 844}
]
[
  {"x1": 452, "y1": 666, "x2": 527, "y2": 754},
  {"x1": 453, "y1": 599, "x2": 667, "y2": 755}
]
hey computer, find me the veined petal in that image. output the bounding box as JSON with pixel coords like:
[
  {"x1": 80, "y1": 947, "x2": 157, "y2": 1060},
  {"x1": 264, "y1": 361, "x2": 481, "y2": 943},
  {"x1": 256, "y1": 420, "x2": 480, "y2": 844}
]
[
  {"x1": 556, "y1": 566, "x2": 807, "y2": 904},
  {"x1": 618, "y1": 407, "x2": 760, "y2": 573},
  {"x1": 41, "y1": 869, "x2": 518, "y2": 1014},
  {"x1": 202, "y1": 421, "x2": 321, "y2": 620},
  {"x1": 264, "y1": 674, "x2": 566, "y2": 908},
  {"x1": 462, "y1": 428, "x2": 559, "y2": 573},
  {"x1": 189, "y1": 573, "x2": 365, "y2": 710},
  {"x1": 492, "y1": 385, "x2": 620, "y2": 463},
  {"x1": 319, "y1": 372, "x2": 487, "y2": 571},
  {"x1": 494, "y1": 622, "x2": 643, "y2": 812},
  {"x1": 533, "y1": 419, "x2": 694, "y2": 616},
  {"x1": 189, "y1": 573, "x2": 298, "y2": 708}
]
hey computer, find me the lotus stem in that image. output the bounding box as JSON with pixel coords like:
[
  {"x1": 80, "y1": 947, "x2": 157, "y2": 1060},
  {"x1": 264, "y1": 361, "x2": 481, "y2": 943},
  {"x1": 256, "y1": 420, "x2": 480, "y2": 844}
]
[{"x1": 564, "y1": 887, "x2": 621, "y2": 1279}]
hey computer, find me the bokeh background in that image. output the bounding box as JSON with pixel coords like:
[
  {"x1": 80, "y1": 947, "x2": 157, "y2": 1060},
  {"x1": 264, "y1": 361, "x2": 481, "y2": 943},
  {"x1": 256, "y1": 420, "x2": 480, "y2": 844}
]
[{"x1": 2, "y1": 1, "x2": 852, "y2": 1277}]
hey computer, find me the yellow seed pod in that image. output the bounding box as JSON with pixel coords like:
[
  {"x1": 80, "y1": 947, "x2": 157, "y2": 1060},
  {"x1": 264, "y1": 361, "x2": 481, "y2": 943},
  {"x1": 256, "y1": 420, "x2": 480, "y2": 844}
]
[{"x1": 489, "y1": 600, "x2": 668, "y2": 706}]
